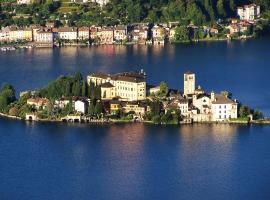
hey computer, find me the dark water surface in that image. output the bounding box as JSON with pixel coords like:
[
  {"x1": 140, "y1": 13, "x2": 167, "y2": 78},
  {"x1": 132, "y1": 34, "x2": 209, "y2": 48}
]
[
  {"x1": 0, "y1": 118, "x2": 270, "y2": 200},
  {"x1": 1, "y1": 38, "x2": 270, "y2": 199},
  {"x1": 0, "y1": 37, "x2": 269, "y2": 115}
]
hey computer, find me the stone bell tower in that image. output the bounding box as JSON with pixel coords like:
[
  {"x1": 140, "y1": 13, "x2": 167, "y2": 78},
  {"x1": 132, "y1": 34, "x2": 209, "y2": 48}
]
[{"x1": 184, "y1": 71, "x2": 195, "y2": 96}]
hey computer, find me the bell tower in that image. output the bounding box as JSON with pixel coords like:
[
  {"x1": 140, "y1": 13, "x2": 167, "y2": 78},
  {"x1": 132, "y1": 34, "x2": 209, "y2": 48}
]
[{"x1": 184, "y1": 71, "x2": 195, "y2": 96}]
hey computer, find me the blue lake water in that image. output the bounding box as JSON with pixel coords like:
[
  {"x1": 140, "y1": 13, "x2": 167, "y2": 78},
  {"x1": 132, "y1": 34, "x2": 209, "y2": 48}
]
[{"x1": 0, "y1": 38, "x2": 270, "y2": 199}]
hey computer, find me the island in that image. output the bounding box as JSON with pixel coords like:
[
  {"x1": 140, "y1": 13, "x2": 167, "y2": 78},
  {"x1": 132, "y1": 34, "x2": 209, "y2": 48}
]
[{"x1": 0, "y1": 70, "x2": 266, "y2": 125}]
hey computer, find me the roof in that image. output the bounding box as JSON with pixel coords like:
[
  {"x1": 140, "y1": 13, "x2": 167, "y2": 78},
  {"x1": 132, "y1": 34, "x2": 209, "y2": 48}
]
[
  {"x1": 184, "y1": 71, "x2": 194, "y2": 75},
  {"x1": 90, "y1": 71, "x2": 146, "y2": 83},
  {"x1": 58, "y1": 27, "x2": 77, "y2": 32},
  {"x1": 101, "y1": 82, "x2": 114, "y2": 88},
  {"x1": 212, "y1": 94, "x2": 236, "y2": 104}
]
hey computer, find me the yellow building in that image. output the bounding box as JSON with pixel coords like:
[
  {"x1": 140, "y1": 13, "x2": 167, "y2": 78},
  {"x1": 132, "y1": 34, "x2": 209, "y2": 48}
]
[
  {"x1": 9, "y1": 27, "x2": 33, "y2": 41},
  {"x1": 88, "y1": 71, "x2": 146, "y2": 102},
  {"x1": 122, "y1": 102, "x2": 146, "y2": 117}
]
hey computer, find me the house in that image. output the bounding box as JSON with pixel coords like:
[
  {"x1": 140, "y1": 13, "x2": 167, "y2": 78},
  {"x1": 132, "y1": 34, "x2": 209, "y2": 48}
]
[
  {"x1": 122, "y1": 101, "x2": 146, "y2": 118},
  {"x1": 177, "y1": 99, "x2": 189, "y2": 116},
  {"x1": 152, "y1": 25, "x2": 165, "y2": 44},
  {"x1": 17, "y1": 0, "x2": 32, "y2": 4},
  {"x1": 35, "y1": 29, "x2": 53, "y2": 43},
  {"x1": 9, "y1": 26, "x2": 33, "y2": 41},
  {"x1": 58, "y1": 27, "x2": 78, "y2": 41},
  {"x1": 0, "y1": 27, "x2": 10, "y2": 42},
  {"x1": 78, "y1": 27, "x2": 90, "y2": 41},
  {"x1": 74, "y1": 99, "x2": 88, "y2": 114},
  {"x1": 109, "y1": 100, "x2": 121, "y2": 114},
  {"x1": 227, "y1": 24, "x2": 240, "y2": 35},
  {"x1": 55, "y1": 97, "x2": 73, "y2": 109},
  {"x1": 97, "y1": 27, "x2": 114, "y2": 44},
  {"x1": 211, "y1": 92, "x2": 238, "y2": 121},
  {"x1": 237, "y1": 4, "x2": 260, "y2": 21},
  {"x1": 113, "y1": 25, "x2": 127, "y2": 42},
  {"x1": 209, "y1": 28, "x2": 219, "y2": 35},
  {"x1": 88, "y1": 70, "x2": 146, "y2": 101},
  {"x1": 132, "y1": 25, "x2": 148, "y2": 43},
  {"x1": 27, "y1": 97, "x2": 49, "y2": 109}
]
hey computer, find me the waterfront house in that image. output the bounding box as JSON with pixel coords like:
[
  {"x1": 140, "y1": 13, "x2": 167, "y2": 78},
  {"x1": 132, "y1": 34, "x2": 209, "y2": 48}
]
[
  {"x1": 27, "y1": 97, "x2": 49, "y2": 109},
  {"x1": 75, "y1": 99, "x2": 88, "y2": 114},
  {"x1": 17, "y1": 0, "x2": 33, "y2": 4},
  {"x1": 122, "y1": 101, "x2": 146, "y2": 118},
  {"x1": 8, "y1": 26, "x2": 33, "y2": 41},
  {"x1": 211, "y1": 93, "x2": 238, "y2": 121},
  {"x1": 152, "y1": 25, "x2": 165, "y2": 44},
  {"x1": 227, "y1": 24, "x2": 240, "y2": 35},
  {"x1": 113, "y1": 25, "x2": 127, "y2": 42},
  {"x1": 0, "y1": 27, "x2": 10, "y2": 42},
  {"x1": 35, "y1": 29, "x2": 54, "y2": 44},
  {"x1": 131, "y1": 25, "x2": 148, "y2": 43},
  {"x1": 237, "y1": 4, "x2": 260, "y2": 21},
  {"x1": 78, "y1": 27, "x2": 90, "y2": 41},
  {"x1": 58, "y1": 27, "x2": 78, "y2": 41},
  {"x1": 97, "y1": 27, "x2": 114, "y2": 44},
  {"x1": 88, "y1": 70, "x2": 146, "y2": 101},
  {"x1": 109, "y1": 100, "x2": 121, "y2": 114}
]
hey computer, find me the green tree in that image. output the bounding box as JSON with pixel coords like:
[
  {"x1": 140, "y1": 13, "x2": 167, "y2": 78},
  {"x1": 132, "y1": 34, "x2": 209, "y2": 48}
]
[
  {"x1": 94, "y1": 100, "x2": 103, "y2": 116},
  {"x1": 217, "y1": 0, "x2": 226, "y2": 18},
  {"x1": 159, "y1": 81, "x2": 168, "y2": 97},
  {"x1": 174, "y1": 26, "x2": 190, "y2": 41}
]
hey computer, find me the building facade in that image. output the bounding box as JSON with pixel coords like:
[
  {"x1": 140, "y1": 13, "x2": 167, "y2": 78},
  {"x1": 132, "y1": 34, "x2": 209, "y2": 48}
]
[
  {"x1": 87, "y1": 71, "x2": 147, "y2": 101},
  {"x1": 237, "y1": 4, "x2": 260, "y2": 21},
  {"x1": 184, "y1": 71, "x2": 195, "y2": 96}
]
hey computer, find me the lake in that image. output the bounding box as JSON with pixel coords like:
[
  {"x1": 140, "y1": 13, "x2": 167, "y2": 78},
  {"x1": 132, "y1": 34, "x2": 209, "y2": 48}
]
[{"x1": 0, "y1": 38, "x2": 270, "y2": 199}]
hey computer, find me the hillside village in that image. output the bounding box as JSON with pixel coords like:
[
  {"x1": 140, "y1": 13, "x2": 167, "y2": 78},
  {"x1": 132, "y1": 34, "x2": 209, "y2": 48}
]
[{"x1": 0, "y1": 2, "x2": 268, "y2": 48}]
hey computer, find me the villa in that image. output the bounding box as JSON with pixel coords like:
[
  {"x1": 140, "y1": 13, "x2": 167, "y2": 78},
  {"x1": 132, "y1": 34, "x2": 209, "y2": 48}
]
[{"x1": 87, "y1": 70, "x2": 147, "y2": 101}]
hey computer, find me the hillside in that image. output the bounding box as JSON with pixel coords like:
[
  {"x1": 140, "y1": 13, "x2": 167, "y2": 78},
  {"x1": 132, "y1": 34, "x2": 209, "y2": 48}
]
[{"x1": 0, "y1": 0, "x2": 269, "y2": 27}]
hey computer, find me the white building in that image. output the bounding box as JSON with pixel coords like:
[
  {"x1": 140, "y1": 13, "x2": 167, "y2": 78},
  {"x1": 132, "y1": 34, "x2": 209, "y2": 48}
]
[
  {"x1": 237, "y1": 4, "x2": 260, "y2": 21},
  {"x1": 36, "y1": 31, "x2": 53, "y2": 43},
  {"x1": 87, "y1": 71, "x2": 146, "y2": 102},
  {"x1": 75, "y1": 100, "x2": 88, "y2": 114},
  {"x1": 58, "y1": 27, "x2": 78, "y2": 40},
  {"x1": 17, "y1": 0, "x2": 32, "y2": 4},
  {"x1": 211, "y1": 93, "x2": 238, "y2": 121},
  {"x1": 113, "y1": 26, "x2": 127, "y2": 41},
  {"x1": 184, "y1": 71, "x2": 195, "y2": 97}
]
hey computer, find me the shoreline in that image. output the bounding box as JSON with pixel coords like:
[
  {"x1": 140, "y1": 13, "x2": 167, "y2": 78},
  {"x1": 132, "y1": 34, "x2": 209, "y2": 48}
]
[
  {"x1": 1, "y1": 112, "x2": 269, "y2": 126},
  {"x1": 0, "y1": 35, "x2": 260, "y2": 51}
]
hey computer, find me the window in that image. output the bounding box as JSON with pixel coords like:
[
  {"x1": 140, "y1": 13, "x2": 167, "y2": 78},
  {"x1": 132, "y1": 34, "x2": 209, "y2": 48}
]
[
  {"x1": 224, "y1": 115, "x2": 226, "y2": 119},
  {"x1": 219, "y1": 115, "x2": 221, "y2": 119}
]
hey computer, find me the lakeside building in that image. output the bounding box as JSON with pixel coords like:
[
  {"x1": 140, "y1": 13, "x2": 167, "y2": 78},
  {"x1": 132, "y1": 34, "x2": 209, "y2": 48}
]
[
  {"x1": 78, "y1": 27, "x2": 90, "y2": 41},
  {"x1": 97, "y1": 27, "x2": 114, "y2": 44},
  {"x1": 152, "y1": 25, "x2": 166, "y2": 44},
  {"x1": 131, "y1": 25, "x2": 148, "y2": 43},
  {"x1": 58, "y1": 27, "x2": 78, "y2": 41},
  {"x1": 113, "y1": 25, "x2": 127, "y2": 42},
  {"x1": 27, "y1": 97, "x2": 49, "y2": 109},
  {"x1": 8, "y1": 26, "x2": 33, "y2": 42},
  {"x1": 35, "y1": 29, "x2": 54, "y2": 44},
  {"x1": 17, "y1": 0, "x2": 33, "y2": 4},
  {"x1": 87, "y1": 70, "x2": 147, "y2": 101},
  {"x1": 237, "y1": 4, "x2": 260, "y2": 21}
]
